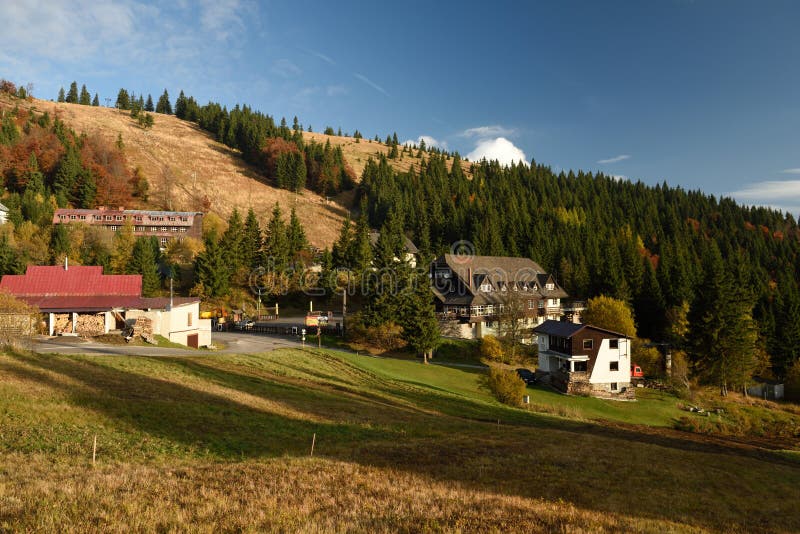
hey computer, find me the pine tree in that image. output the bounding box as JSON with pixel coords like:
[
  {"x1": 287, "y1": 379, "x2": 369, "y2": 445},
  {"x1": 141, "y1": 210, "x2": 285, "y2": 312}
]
[
  {"x1": 0, "y1": 235, "x2": 21, "y2": 275},
  {"x1": 49, "y1": 224, "x2": 71, "y2": 262},
  {"x1": 194, "y1": 231, "x2": 230, "y2": 297},
  {"x1": 287, "y1": 207, "x2": 308, "y2": 261},
  {"x1": 66, "y1": 81, "x2": 78, "y2": 103},
  {"x1": 400, "y1": 269, "x2": 441, "y2": 363},
  {"x1": 243, "y1": 208, "x2": 262, "y2": 270},
  {"x1": 131, "y1": 237, "x2": 161, "y2": 296},
  {"x1": 145, "y1": 94, "x2": 154, "y2": 112},
  {"x1": 175, "y1": 90, "x2": 188, "y2": 119},
  {"x1": 53, "y1": 145, "x2": 82, "y2": 207},
  {"x1": 79, "y1": 84, "x2": 91, "y2": 105},
  {"x1": 263, "y1": 203, "x2": 289, "y2": 269},
  {"x1": 687, "y1": 245, "x2": 758, "y2": 396},
  {"x1": 92, "y1": 93, "x2": 99, "y2": 106},
  {"x1": 116, "y1": 88, "x2": 130, "y2": 110},
  {"x1": 156, "y1": 89, "x2": 172, "y2": 114},
  {"x1": 221, "y1": 208, "x2": 245, "y2": 274},
  {"x1": 332, "y1": 216, "x2": 353, "y2": 268},
  {"x1": 57, "y1": 87, "x2": 65, "y2": 102}
]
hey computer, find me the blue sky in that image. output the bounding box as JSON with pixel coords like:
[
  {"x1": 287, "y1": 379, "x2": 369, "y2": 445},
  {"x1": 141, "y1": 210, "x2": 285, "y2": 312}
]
[{"x1": 2, "y1": 1, "x2": 799, "y2": 213}]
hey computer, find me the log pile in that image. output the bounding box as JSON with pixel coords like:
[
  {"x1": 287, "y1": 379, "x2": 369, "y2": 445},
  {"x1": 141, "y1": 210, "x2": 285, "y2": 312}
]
[
  {"x1": 53, "y1": 314, "x2": 72, "y2": 334},
  {"x1": 75, "y1": 314, "x2": 105, "y2": 337}
]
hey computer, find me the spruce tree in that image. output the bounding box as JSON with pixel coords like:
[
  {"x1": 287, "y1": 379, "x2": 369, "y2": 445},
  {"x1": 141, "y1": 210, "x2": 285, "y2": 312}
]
[
  {"x1": 57, "y1": 87, "x2": 65, "y2": 102},
  {"x1": 145, "y1": 94, "x2": 154, "y2": 112},
  {"x1": 400, "y1": 269, "x2": 441, "y2": 363},
  {"x1": 131, "y1": 237, "x2": 161, "y2": 296},
  {"x1": 221, "y1": 208, "x2": 245, "y2": 274},
  {"x1": 156, "y1": 89, "x2": 172, "y2": 114},
  {"x1": 79, "y1": 84, "x2": 91, "y2": 105},
  {"x1": 287, "y1": 207, "x2": 308, "y2": 261},
  {"x1": 92, "y1": 93, "x2": 99, "y2": 106},
  {"x1": 243, "y1": 208, "x2": 262, "y2": 270},
  {"x1": 0, "y1": 235, "x2": 21, "y2": 275},
  {"x1": 116, "y1": 88, "x2": 130, "y2": 110},
  {"x1": 263, "y1": 203, "x2": 289, "y2": 269},
  {"x1": 194, "y1": 231, "x2": 230, "y2": 297},
  {"x1": 66, "y1": 81, "x2": 78, "y2": 103}
]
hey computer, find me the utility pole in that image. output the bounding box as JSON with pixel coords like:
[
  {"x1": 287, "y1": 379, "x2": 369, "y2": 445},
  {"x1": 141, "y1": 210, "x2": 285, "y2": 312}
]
[{"x1": 341, "y1": 288, "x2": 347, "y2": 338}]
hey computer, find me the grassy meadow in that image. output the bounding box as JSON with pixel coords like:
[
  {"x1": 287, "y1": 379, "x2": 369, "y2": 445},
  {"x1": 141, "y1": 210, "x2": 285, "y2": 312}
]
[{"x1": 1, "y1": 347, "x2": 799, "y2": 532}]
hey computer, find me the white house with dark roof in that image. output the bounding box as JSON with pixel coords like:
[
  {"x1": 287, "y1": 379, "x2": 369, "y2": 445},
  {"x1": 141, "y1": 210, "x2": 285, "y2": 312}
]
[
  {"x1": 534, "y1": 320, "x2": 633, "y2": 399},
  {"x1": 430, "y1": 254, "x2": 568, "y2": 340}
]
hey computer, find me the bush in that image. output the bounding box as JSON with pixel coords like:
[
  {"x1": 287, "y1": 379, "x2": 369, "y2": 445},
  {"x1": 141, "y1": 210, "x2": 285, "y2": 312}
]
[
  {"x1": 480, "y1": 335, "x2": 504, "y2": 362},
  {"x1": 486, "y1": 368, "x2": 526, "y2": 407}
]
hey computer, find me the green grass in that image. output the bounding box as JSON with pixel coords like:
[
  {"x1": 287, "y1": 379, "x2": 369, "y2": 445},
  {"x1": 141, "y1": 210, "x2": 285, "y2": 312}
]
[{"x1": 1, "y1": 347, "x2": 799, "y2": 532}]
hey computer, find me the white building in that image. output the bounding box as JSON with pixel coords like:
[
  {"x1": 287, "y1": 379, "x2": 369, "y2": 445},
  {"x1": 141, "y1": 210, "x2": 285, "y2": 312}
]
[
  {"x1": 534, "y1": 320, "x2": 633, "y2": 398},
  {"x1": 0, "y1": 202, "x2": 8, "y2": 224}
]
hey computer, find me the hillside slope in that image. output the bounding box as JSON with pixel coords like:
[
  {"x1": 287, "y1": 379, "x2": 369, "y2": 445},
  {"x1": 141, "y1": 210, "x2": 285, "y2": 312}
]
[
  {"x1": 1, "y1": 347, "x2": 799, "y2": 532},
  {"x1": 9, "y1": 97, "x2": 351, "y2": 247},
  {"x1": 8, "y1": 96, "x2": 469, "y2": 248}
]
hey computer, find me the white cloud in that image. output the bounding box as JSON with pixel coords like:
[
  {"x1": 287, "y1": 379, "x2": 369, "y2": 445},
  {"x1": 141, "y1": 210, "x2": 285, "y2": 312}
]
[
  {"x1": 353, "y1": 73, "x2": 389, "y2": 96},
  {"x1": 466, "y1": 137, "x2": 527, "y2": 166},
  {"x1": 727, "y1": 180, "x2": 800, "y2": 214},
  {"x1": 460, "y1": 125, "x2": 515, "y2": 138},
  {"x1": 326, "y1": 84, "x2": 348, "y2": 97},
  {"x1": 198, "y1": 0, "x2": 246, "y2": 41},
  {"x1": 597, "y1": 154, "x2": 631, "y2": 164},
  {"x1": 780, "y1": 168, "x2": 800, "y2": 175},
  {"x1": 271, "y1": 59, "x2": 302, "y2": 78},
  {"x1": 402, "y1": 135, "x2": 448, "y2": 150},
  {"x1": 611, "y1": 174, "x2": 629, "y2": 181}
]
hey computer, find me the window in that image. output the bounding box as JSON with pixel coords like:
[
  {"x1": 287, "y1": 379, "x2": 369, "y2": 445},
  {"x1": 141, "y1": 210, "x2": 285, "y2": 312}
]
[
  {"x1": 69, "y1": 215, "x2": 76, "y2": 220},
  {"x1": 609, "y1": 339, "x2": 619, "y2": 349},
  {"x1": 105, "y1": 215, "x2": 113, "y2": 221},
  {"x1": 135, "y1": 216, "x2": 143, "y2": 222},
  {"x1": 528, "y1": 300, "x2": 534, "y2": 309},
  {"x1": 116, "y1": 215, "x2": 123, "y2": 221},
  {"x1": 583, "y1": 339, "x2": 593, "y2": 350},
  {"x1": 160, "y1": 237, "x2": 168, "y2": 246},
  {"x1": 110, "y1": 225, "x2": 118, "y2": 231},
  {"x1": 169, "y1": 216, "x2": 176, "y2": 221},
  {"x1": 180, "y1": 216, "x2": 188, "y2": 222},
  {"x1": 545, "y1": 282, "x2": 555, "y2": 290},
  {"x1": 80, "y1": 215, "x2": 86, "y2": 220},
  {"x1": 610, "y1": 382, "x2": 618, "y2": 391},
  {"x1": 610, "y1": 361, "x2": 619, "y2": 371},
  {"x1": 160, "y1": 226, "x2": 168, "y2": 232},
  {"x1": 188, "y1": 312, "x2": 193, "y2": 327},
  {"x1": 538, "y1": 300, "x2": 544, "y2": 309},
  {"x1": 179, "y1": 228, "x2": 187, "y2": 233}
]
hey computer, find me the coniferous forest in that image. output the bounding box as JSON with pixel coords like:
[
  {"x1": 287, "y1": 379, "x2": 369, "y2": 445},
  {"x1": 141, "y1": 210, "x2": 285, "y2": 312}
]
[{"x1": 358, "y1": 153, "x2": 800, "y2": 378}]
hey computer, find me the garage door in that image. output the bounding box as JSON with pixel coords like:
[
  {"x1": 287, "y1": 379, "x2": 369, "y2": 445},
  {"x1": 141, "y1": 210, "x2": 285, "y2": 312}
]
[{"x1": 187, "y1": 333, "x2": 199, "y2": 348}]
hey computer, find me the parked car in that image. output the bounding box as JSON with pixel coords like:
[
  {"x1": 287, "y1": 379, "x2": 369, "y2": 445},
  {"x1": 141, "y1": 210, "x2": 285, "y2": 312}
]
[
  {"x1": 235, "y1": 319, "x2": 255, "y2": 330},
  {"x1": 515, "y1": 368, "x2": 536, "y2": 385}
]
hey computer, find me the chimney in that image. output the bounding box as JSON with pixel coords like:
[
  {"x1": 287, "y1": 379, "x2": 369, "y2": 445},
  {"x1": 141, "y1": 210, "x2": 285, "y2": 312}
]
[{"x1": 64, "y1": 256, "x2": 68, "y2": 271}]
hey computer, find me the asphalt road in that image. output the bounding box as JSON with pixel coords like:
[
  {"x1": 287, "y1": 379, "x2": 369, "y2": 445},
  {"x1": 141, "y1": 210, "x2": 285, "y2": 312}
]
[{"x1": 32, "y1": 331, "x2": 306, "y2": 357}]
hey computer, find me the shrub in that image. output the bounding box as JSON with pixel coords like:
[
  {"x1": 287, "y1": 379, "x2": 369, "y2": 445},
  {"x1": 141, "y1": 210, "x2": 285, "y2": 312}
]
[
  {"x1": 480, "y1": 335, "x2": 504, "y2": 362},
  {"x1": 486, "y1": 368, "x2": 526, "y2": 407}
]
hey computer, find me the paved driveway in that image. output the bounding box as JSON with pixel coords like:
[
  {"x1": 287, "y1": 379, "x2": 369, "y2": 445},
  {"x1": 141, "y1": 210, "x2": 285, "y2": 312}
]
[{"x1": 32, "y1": 331, "x2": 305, "y2": 357}]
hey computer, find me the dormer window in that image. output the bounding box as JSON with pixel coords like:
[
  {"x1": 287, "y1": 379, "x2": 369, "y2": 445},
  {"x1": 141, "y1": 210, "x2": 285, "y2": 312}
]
[{"x1": 545, "y1": 282, "x2": 555, "y2": 290}]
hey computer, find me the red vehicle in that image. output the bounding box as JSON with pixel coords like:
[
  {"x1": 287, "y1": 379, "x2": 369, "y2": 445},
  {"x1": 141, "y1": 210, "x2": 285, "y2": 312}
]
[{"x1": 631, "y1": 363, "x2": 644, "y2": 378}]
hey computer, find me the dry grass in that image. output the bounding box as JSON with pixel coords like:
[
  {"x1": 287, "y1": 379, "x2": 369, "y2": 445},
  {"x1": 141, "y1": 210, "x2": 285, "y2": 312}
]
[
  {"x1": 1, "y1": 348, "x2": 799, "y2": 532},
  {"x1": 9, "y1": 97, "x2": 348, "y2": 248},
  {"x1": 302, "y1": 131, "x2": 472, "y2": 179}
]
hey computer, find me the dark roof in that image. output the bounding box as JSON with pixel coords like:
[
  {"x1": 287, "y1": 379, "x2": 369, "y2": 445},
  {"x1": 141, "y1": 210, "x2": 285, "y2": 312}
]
[
  {"x1": 432, "y1": 254, "x2": 569, "y2": 306},
  {"x1": 533, "y1": 319, "x2": 628, "y2": 339},
  {"x1": 368, "y1": 231, "x2": 419, "y2": 254},
  {"x1": 9, "y1": 295, "x2": 198, "y2": 313},
  {"x1": 0, "y1": 265, "x2": 141, "y2": 297},
  {"x1": 0, "y1": 202, "x2": 8, "y2": 212}
]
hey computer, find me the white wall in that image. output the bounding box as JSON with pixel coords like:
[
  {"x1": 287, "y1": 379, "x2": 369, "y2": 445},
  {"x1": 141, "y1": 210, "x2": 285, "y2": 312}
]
[{"x1": 589, "y1": 338, "x2": 631, "y2": 389}]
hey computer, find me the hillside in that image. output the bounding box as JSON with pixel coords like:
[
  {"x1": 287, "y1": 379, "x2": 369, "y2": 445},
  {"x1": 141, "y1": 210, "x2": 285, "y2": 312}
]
[
  {"x1": 1, "y1": 347, "x2": 799, "y2": 532},
  {"x1": 3, "y1": 95, "x2": 468, "y2": 248}
]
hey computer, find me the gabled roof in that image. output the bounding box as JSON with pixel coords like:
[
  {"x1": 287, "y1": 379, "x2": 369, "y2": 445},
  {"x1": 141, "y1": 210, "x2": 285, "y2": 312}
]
[
  {"x1": 0, "y1": 265, "x2": 141, "y2": 297},
  {"x1": 432, "y1": 254, "x2": 569, "y2": 305},
  {"x1": 533, "y1": 319, "x2": 628, "y2": 339},
  {"x1": 0, "y1": 202, "x2": 8, "y2": 212}
]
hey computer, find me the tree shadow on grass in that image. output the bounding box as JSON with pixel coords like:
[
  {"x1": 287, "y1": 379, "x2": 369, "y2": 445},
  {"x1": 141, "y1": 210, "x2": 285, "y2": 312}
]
[
  {"x1": 1, "y1": 351, "x2": 394, "y2": 459},
  {"x1": 4, "y1": 350, "x2": 800, "y2": 532}
]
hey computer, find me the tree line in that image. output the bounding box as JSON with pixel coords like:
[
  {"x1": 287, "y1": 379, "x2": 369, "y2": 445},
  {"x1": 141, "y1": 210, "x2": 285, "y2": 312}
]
[{"x1": 357, "y1": 152, "x2": 800, "y2": 388}]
